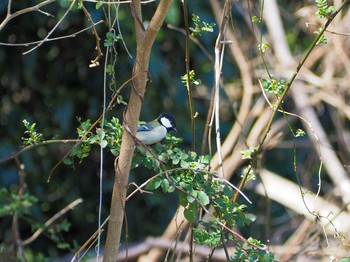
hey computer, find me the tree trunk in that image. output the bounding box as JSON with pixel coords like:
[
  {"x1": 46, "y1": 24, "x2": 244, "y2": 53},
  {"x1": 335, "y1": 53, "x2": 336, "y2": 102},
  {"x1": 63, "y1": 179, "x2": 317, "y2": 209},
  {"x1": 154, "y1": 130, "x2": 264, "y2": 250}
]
[{"x1": 103, "y1": 1, "x2": 173, "y2": 261}]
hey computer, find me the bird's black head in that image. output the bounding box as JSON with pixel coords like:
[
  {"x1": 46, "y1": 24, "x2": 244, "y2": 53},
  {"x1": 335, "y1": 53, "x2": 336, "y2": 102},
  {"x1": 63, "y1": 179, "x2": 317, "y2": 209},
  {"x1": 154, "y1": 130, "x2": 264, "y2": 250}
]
[{"x1": 157, "y1": 113, "x2": 177, "y2": 132}]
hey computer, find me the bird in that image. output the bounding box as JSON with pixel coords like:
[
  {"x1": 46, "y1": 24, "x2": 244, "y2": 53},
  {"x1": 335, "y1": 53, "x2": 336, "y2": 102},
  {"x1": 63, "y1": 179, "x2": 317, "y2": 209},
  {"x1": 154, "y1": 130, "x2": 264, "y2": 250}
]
[{"x1": 136, "y1": 114, "x2": 177, "y2": 145}]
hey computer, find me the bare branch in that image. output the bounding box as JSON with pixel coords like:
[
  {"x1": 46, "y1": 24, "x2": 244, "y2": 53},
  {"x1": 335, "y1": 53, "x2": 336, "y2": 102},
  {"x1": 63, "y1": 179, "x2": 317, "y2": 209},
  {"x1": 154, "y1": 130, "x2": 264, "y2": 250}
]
[
  {"x1": 22, "y1": 0, "x2": 77, "y2": 55},
  {"x1": 0, "y1": 0, "x2": 56, "y2": 31},
  {"x1": 0, "y1": 20, "x2": 104, "y2": 47},
  {"x1": 22, "y1": 198, "x2": 83, "y2": 246}
]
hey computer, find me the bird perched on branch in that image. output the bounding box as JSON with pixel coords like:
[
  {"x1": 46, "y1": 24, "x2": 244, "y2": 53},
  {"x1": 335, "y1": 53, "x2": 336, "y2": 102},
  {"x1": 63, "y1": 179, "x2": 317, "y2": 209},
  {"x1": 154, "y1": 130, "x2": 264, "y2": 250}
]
[{"x1": 136, "y1": 114, "x2": 177, "y2": 145}]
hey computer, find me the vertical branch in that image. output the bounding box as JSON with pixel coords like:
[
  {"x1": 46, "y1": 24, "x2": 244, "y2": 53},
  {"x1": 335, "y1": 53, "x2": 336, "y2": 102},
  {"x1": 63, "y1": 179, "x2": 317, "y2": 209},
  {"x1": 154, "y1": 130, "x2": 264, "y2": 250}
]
[
  {"x1": 13, "y1": 158, "x2": 26, "y2": 261},
  {"x1": 103, "y1": 1, "x2": 173, "y2": 261},
  {"x1": 213, "y1": 0, "x2": 232, "y2": 177},
  {"x1": 182, "y1": 0, "x2": 196, "y2": 150}
]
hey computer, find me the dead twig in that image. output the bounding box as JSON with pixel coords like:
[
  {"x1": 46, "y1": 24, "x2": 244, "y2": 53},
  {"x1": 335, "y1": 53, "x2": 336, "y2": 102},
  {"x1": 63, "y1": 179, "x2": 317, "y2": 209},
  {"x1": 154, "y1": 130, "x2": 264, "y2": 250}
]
[{"x1": 22, "y1": 198, "x2": 83, "y2": 246}]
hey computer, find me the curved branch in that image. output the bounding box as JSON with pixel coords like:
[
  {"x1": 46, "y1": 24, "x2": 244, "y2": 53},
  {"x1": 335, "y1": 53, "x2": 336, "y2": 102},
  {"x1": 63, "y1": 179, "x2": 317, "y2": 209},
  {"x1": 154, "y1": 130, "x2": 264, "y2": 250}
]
[{"x1": 0, "y1": 0, "x2": 56, "y2": 31}]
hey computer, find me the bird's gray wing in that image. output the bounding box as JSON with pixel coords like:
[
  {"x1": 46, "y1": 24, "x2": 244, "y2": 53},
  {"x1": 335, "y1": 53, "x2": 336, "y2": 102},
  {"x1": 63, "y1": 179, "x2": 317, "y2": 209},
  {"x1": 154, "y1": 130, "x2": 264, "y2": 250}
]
[{"x1": 137, "y1": 125, "x2": 153, "y2": 132}]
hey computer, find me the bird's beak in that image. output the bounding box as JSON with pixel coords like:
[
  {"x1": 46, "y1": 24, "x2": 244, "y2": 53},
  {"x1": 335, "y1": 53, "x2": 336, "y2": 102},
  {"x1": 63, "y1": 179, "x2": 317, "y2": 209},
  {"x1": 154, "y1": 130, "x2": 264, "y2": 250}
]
[{"x1": 172, "y1": 127, "x2": 178, "y2": 132}]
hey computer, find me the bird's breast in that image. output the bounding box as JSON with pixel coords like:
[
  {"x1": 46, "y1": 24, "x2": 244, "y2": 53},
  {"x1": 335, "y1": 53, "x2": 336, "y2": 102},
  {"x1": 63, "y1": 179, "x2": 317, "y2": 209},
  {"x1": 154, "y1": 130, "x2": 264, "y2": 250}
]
[{"x1": 136, "y1": 126, "x2": 167, "y2": 145}]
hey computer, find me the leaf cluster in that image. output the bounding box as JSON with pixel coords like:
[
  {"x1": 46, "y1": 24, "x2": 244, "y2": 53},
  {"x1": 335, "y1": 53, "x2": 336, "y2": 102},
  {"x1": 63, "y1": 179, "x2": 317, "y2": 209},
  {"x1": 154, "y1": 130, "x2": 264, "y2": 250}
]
[
  {"x1": 181, "y1": 69, "x2": 202, "y2": 86},
  {"x1": 67, "y1": 117, "x2": 123, "y2": 164},
  {"x1": 134, "y1": 135, "x2": 272, "y2": 259},
  {"x1": 315, "y1": 0, "x2": 334, "y2": 19},
  {"x1": 21, "y1": 119, "x2": 43, "y2": 146},
  {"x1": 17, "y1": 108, "x2": 272, "y2": 259},
  {"x1": 262, "y1": 78, "x2": 286, "y2": 95},
  {"x1": 0, "y1": 188, "x2": 37, "y2": 218},
  {"x1": 190, "y1": 14, "x2": 216, "y2": 36}
]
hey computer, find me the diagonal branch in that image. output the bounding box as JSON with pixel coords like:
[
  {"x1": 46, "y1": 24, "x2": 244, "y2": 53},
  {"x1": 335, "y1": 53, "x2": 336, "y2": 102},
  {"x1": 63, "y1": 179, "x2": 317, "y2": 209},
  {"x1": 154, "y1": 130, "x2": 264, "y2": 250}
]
[{"x1": 0, "y1": 0, "x2": 56, "y2": 31}]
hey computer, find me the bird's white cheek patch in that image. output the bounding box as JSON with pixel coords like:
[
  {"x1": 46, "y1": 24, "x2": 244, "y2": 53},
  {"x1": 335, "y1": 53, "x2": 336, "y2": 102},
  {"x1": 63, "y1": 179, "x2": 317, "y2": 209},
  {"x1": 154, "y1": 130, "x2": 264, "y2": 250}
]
[{"x1": 160, "y1": 117, "x2": 172, "y2": 128}]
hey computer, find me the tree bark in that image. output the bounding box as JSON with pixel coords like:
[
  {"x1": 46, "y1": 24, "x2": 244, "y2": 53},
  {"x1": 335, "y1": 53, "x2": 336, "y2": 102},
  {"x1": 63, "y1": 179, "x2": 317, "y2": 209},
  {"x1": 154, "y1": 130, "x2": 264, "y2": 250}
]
[{"x1": 103, "y1": 1, "x2": 173, "y2": 261}]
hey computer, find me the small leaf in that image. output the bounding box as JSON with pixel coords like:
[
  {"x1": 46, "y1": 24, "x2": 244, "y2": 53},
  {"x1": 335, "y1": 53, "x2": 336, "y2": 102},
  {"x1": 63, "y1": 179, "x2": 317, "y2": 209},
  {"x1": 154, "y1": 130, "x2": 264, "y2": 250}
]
[
  {"x1": 184, "y1": 208, "x2": 196, "y2": 223},
  {"x1": 159, "y1": 153, "x2": 168, "y2": 162},
  {"x1": 95, "y1": 1, "x2": 103, "y2": 9},
  {"x1": 179, "y1": 193, "x2": 188, "y2": 207},
  {"x1": 167, "y1": 186, "x2": 175, "y2": 193},
  {"x1": 161, "y1": 179, "x2": 170, "y2": 193},
  {"x1": 100, "y1": 140, "x2": 108, "y2": 148},
  {"x1": 180, "y1": 160, "x2": 189, "y2": 168},
  {"x1": 295, "y1": 128, "x2": 306, "y2": 137},
  {"x1": 180, "y1": 153, "x2": 189, "y2": 160},
  {"x1": 187, "y1": 190, "x2": 197, "y2": 203},
  {"x1": 145, "y1": 177, "x2": 162, "y2": 190},
  {"x1": 252, "y1": 15, "x2": 259, "y2": 23},
  {"x1": 63, "y1": 158, "x2": 73, "y2": 165},
  {"x1": 197, "y1": 191, "x2": 210, "y2": 206}
]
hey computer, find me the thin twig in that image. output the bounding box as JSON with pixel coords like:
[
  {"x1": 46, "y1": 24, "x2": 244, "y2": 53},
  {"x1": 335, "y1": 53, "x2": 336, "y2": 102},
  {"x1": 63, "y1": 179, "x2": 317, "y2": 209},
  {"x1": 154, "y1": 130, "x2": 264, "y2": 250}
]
[
  {"x1": 213, "y1": 0, "x2": 232, "y2": 177},
  {"x1": 182, "y1": 0, "x2": 196, "y2": 150},
  {"x1": 22, "y1": 198, "x2": 83, "y2": 246},
  {"x1": 47, "y1": 75, "x2": 136, "y2": 182},
  {"x1": 0, "y1": 20, "x2": 104, "y2": 47},
  {"x1": 80, "y1": 3, "x2": 103, "y2": 67},
  {"x1": 0, "y1": 139, "x2": 80, "y2": 164},
  {"x1": 22, "y1": 0, "x2": 77, "y2": 55},
  {"x1": 0, "y1": 0, "x2": 56, "y2": 31}
]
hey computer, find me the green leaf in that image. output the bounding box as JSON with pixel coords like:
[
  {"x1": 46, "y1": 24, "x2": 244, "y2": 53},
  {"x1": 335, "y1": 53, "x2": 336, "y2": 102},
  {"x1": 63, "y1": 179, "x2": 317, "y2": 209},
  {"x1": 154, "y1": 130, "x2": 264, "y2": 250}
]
[
  {"x1": 95, "y1": 1, "x2": 103, "y2": 9},
  {"x1": 184, "y1": 208, "x2": 196, "y2": 223},
  {"x1": 187, "y1": 194, "x2": 195, "y2": 203},
  {"x1": 172, "y1": 158, "x2": 180, "y2": 165},
  {"x1": 161, "y1": 179, "x2": 170, "y2": 193},
  {"x1": 63, "y1": 158, "x2": 73, "y2": 165},
  {"x1": 167, "y1": 186, "x2": 175, "y2": 193},
  {"x1": 252, "y1": 15, "x2": 259, "y2": 23},
  {"x1": 180, "y1": 160, "x2": 189, "y2": 168},
  {"x1": 145, "y1": 177, "x2": 162, "y2": 190},
  {"x1": 241, "y1": 146, "x2": 257, "y2": 160},
  {"x1": 197, "y1": 191, "x2": 210, "y2": 206},
  {"x1": 57, "y1": 242, "x2": 70, "y2": 250},
  {"x1": 295, "y1": 128, "x2": 306, "y2": 137},
  {"x1": 179, "y1": 193, "x2": 188, "y2": 207},
  {"x1": 158, "y1": 153, "x2": 169, "y2": 162}
]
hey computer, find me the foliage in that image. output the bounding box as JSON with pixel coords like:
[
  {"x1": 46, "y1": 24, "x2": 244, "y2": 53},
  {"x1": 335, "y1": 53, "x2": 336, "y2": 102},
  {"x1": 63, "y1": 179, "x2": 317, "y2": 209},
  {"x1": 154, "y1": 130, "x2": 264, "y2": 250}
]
[
  {"x1": 181, "y1": 69, "x2": 202, "y2": 86},
  {"x1": 258, "y1": 43, "x2": 270, "y2": 54},
  {"x1": 295, "y1": 128, "x2": 306, "y2": 137},
  {"x1": 133, "y1": 135, "x2": 272, "y2": 259},
  {"x1": 314, "y1": 27, "x2": 328, "y2": 45},
  {"x1": 21, "y1": 120, "x2": 43, "y2": 146},
  {"x1": 262, "y1": 78, "x2": 286, "y2": 95},
  {"x1": 0, "y1": 188, "x2": 73, "y2": 258},
  {"x1": 67, "y1": 117, "x2": 123, "y2": 164},
  {"x1": 232, "y1": 237, "x2": 275, "y2": 261},
  {"x1": 241, "y1": 146, "x2": 258, "y2": 160},
  {"x1": 104, "y1": 32, "x2": 122, "y2": 47},
  {"x1": 1, "y1": 0, "x2": 350, "y2": 261},
  {"x1": 0, "y1": 188, "x2": 37, "y2": 218},
  {"x1": 315, "y1": 0, "x2": 334, "y2": 19},
  {"x1": 190, "y1": 14, "x2": 216, "y2": 36}
]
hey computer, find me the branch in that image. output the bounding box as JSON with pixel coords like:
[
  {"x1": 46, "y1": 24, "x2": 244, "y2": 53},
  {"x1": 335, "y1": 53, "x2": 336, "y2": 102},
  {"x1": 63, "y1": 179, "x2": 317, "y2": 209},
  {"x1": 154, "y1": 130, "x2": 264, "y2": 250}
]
[
  {"x1": 22, "y1": 0, "x2": 77, "y2": 55},
  {"x1": 103, "y1": 1, "x2": 173, "y2": 261},
  {"x1": 263, "y1": 0, "x2": 350, "y2": 206},
  {"x1": 0, "y1": 20, "x2": 104, "y2": 47},
  {"x1": 22, "y1": 198, "x2": 83, "y2": 246},
  {"x1": 212, "y1": 0, "x2": 233, "y2": 177},
  {"x1": 255, "y1": 169, "x2": 350, "y2": 234},
  {"x1": 0, "y1": 139, "x2": 80, "y2": 164},
  {"x1": 0, "y1": 0, "x2": 56, "y2": 31}
]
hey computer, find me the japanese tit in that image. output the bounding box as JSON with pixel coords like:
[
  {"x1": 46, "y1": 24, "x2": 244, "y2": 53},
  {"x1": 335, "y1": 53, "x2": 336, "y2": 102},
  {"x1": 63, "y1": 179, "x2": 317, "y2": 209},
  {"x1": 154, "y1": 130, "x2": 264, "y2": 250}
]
[{"x1": 136, "y1": 113, "x2": 177, "y2": 145}]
